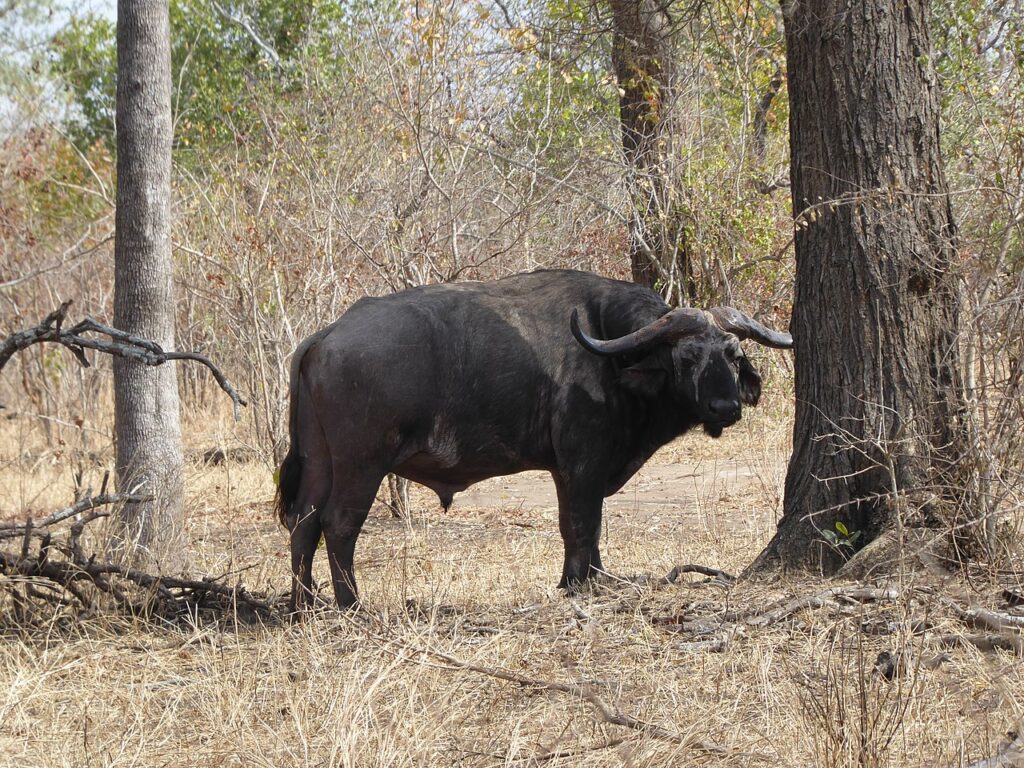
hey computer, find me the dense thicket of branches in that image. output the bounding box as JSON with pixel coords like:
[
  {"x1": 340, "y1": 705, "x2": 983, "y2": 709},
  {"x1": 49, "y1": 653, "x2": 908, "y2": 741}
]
[{"x1": 1, "y1": 0, "x2": 1021, "y2": 569}]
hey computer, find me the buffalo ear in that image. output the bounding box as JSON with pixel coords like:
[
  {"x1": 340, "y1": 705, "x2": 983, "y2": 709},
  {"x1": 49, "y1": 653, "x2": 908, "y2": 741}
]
[
  {"x1": 620, "y1": 357, "x2": 667, "y2": 398},
  {"x1": 738, "y1": 356, "x2": 762, "y2": 406}
]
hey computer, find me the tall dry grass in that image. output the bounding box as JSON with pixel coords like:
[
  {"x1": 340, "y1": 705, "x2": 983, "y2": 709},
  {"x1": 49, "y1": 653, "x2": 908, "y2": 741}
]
[{"x1": 2, "y1": 397, "x2": 1021, "y2": 767}]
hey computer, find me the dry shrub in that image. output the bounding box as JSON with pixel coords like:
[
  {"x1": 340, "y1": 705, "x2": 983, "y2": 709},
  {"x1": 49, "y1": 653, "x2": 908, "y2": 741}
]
[
  {"x1": 1, "y1": 5, "x2": 1022, "y2": 762},
  {"x1": 793, "y1": 620, "x2": 921, "y2": 767}
]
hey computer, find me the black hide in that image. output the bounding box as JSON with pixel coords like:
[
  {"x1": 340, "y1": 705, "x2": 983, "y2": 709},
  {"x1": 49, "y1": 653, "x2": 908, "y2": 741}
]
[{"x1": 276, "y1": 269, "x2": 785, "y2": 610}]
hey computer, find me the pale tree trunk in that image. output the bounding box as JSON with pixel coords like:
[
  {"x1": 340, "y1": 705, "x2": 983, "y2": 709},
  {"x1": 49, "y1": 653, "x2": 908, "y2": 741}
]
[
  {"x1": 608, "y1": 0, "x2": 694, "y2": 305},
  {"x1": 749, "y1": 0, "x2": 971, "y2": 576},
  {"x1": 112, "y1": 0, "x2": 185, "y2": 568}
]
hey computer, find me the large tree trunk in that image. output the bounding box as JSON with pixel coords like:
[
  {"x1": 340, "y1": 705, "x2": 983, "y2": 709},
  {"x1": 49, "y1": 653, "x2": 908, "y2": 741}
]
[
  {"x1": 749, "y1": 0, "x2": 970, "y2": 576},
  {"x1": 113, "y1": 0, "x2": 184, "y2": 567},
  {"x1": 609, "y1": 0, "x2": 693, "y2": 305}
]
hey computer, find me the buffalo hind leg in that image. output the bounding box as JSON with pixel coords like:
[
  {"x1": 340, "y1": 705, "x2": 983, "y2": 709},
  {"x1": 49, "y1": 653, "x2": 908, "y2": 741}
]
[
  {"x1": 553, "y1": 474, "x2": 605, "y2": 592},
  {"x1": 288, "y1": 506, "x2": 323, "y2": 616},
  {"x1": 320, "y1": 472, "x2": 384, "y2": 609},
  {"x1": 287, "y1": 458, "x2": 331, "y2": 615}
]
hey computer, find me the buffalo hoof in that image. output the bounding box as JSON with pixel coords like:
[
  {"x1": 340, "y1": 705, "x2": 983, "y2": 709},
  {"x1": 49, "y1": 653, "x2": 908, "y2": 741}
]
[{"x1": 558, "y1": 572, "x2": 603, "y2": 595}]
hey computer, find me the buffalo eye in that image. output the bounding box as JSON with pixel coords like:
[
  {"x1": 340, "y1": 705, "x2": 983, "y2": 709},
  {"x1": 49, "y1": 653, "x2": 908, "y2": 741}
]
[{"x1": 737, "y1": 356, "x2": 762, "y2": 406}]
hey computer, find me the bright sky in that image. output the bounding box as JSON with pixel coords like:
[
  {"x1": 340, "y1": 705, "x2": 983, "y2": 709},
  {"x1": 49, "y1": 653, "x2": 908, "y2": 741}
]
[{"x1": 0, "y1": 0, "x2": 114, "y2": 131}]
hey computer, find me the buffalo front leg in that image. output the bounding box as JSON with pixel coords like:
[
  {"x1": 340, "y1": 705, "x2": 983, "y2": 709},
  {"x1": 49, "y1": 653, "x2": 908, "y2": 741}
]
[{"x1": 553, "y1": 475, "x2": 605, "y2": 591}]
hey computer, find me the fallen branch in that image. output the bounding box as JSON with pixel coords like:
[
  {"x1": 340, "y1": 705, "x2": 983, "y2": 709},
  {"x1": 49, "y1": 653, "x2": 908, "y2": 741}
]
[
  {"x1": 934, "y1": 633, "x2": 1024, "y2": 655},
  {"x1": 672, "y1": 635, "x2": 731, "y2": 653},
  {"x1": 0, "y1": 492, "x2": 151, "y2": 540},
  {"x1": 943, "y1": 600, "x2": 1024, "y2": 633},
  {"x1": 662, "y1": 564, "x2": 736, "y2": 584},
  {"x1": 394, "y1": 641, "x2": 755, "y2": 758},
  {"x1": 0, "y1": 301, "x2": 246, "y2": 419},
  {"x1": 743, "y1": 586, "x2": 901, "y2": 628},
  {"x1": 1, "y1": 493, "x2": 276, "y2": 623},
  {"x1": 530, "y1": 737, "x2": 626, "y2": 764}
]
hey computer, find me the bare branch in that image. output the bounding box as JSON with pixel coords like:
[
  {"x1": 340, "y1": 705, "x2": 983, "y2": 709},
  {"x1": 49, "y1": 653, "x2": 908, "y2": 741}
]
[
  {"x1": 0, "y1": 301, "x2": 247, "y2": 420},
  {"x1": 210, "y1": 1, "x2": 282, "y2": 68},
  {"x1": 0, "y1": 233, "x2": 114, "y2": 291},
  {"x1": 0, "y1": 492, "x2": 153, "y2": 540}
]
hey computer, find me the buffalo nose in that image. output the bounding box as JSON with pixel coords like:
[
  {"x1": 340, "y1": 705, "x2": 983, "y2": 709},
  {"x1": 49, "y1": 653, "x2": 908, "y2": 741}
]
[{"x1": 708, "y1": 398, "x2": 741, "y2": 421}]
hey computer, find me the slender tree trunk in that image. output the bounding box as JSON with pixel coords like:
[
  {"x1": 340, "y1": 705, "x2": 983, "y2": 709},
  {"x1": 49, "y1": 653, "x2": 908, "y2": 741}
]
[
  {"x1": 609, "y1": 0, "x2": 693, "y2": 305},
  {"x1": 749, "y1": 0, "x2": 970, "y2": 576},
  {"x1": 113, "y1": 0, "x2": 184, "y2": 567}
]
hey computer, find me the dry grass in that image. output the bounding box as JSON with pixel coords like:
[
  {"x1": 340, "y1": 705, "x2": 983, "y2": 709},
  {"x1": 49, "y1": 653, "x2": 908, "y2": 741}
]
[{"x1": 1, "y1": 398, "x2": 1022, "y2": 767}]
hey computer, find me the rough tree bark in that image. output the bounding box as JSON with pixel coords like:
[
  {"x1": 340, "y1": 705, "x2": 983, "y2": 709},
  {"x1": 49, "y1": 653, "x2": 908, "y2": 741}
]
[
  {"x1": 749, "y1": 0, "x2": 970, "y2": 576},
  {"x1": 609, "y1": 0, "x2": 693, "y2": 305},
  {"x1": 112, "y1": 0, "x2": 185, "y2": 566}
]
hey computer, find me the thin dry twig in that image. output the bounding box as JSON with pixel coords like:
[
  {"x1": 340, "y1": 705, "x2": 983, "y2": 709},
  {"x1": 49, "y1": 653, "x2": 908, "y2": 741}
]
[
  {"x1": 529, "y1": 737, "x2": 626, "y2": 764},
  {"x1": 394, "y1": 641, "x2": 763, "y2": 759}
]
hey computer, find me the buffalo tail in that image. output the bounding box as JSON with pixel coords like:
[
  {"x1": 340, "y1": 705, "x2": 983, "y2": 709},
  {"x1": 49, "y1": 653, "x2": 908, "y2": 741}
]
[
  {"x1": 275, "y1": 332, "x2": 321, "y2": 527},
  {"x1": 275, "y1": 445, "x2": 301, "y2": 528}
]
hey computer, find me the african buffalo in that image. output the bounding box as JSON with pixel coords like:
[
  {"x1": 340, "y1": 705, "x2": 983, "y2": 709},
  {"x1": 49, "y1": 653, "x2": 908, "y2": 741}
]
[{"x1": 276, "y1": 269, "x2": 791, "y2": 610}]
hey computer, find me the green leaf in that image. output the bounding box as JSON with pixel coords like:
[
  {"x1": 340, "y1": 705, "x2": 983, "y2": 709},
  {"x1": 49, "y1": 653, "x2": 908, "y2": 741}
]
[{"x1": 835, "y1": 521, "x2": 849, "y2": 537}]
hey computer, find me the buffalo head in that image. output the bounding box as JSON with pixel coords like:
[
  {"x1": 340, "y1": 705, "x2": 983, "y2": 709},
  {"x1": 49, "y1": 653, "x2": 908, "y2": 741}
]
[{"x1": 571, "y1": 305, "x2": 792, "y2": 437}]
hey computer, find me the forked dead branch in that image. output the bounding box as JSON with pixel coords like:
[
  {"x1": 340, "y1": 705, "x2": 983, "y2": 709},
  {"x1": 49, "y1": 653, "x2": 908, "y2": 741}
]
[
  {"x1": 0, "y1": 303, "x2": 268, "y2": 623},
  {"x1": 0, "y1": 300, "x2": 247, "y2": 419},
  {"x1": 0, "y1": 480, "x2": 276, "y2": 623},
  {"x1": 339, "y1": 573, "x2": 1023, "y2": 764}
]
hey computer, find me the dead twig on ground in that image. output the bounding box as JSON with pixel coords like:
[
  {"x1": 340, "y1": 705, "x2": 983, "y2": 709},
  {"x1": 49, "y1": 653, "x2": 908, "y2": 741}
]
[
  {"x1": 649, "y1": 580, "x2": 1023, "y2": 670},
  {"x1": 740, "y1": 586, "x2": 901, "y2": 627},
  {"x1": 934, "y1": 633, "x2": 1024, "y2": 655},
  {"x1": 662, "y1": 563, "x2": 736, "y2": 584},
  {"x1": 942, "y1": 599, "x2": 1024, "y2": 632},
  {"x1": 530, "y1": 737, "x2": 626, "y2": 764},
  {"x1": 424, "y1": 650, "x2": 766, "y2": 760},
  {"x1": 672, "y1": 634, "x2": 732, "y2": 653},
  {"x1": 378, "y1": 635, "x2": 762, "y2": 759}
]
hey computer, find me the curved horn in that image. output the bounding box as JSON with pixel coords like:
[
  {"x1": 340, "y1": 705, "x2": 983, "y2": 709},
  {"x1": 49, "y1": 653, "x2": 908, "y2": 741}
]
[
  {"x1": 708, "y1": 307, "x2": 793, "y2": 349},
  {"x1": 571, "y1": 307, "x2": 709, "y2": 357}
]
